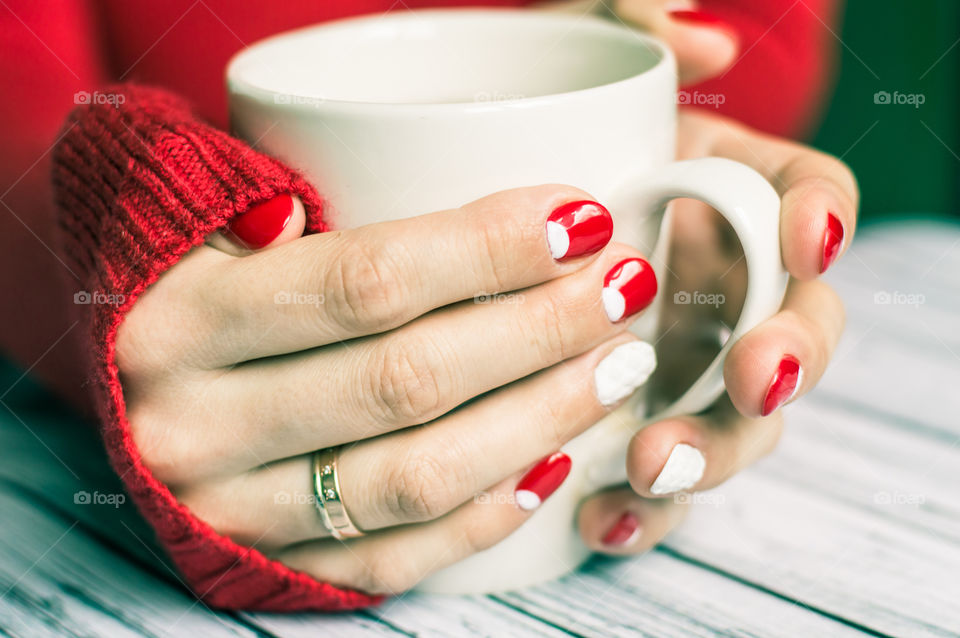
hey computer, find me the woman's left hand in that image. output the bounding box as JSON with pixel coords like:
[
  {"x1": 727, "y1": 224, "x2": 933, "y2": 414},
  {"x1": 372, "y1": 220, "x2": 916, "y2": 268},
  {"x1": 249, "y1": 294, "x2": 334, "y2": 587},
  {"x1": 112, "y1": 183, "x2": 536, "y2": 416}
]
[{"x1": 577, "y1": 108, "x2": 857, "y2": 552}]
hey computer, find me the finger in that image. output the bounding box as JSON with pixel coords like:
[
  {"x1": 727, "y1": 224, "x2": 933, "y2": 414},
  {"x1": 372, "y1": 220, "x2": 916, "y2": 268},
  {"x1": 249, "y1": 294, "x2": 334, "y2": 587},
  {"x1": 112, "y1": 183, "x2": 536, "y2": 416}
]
[
  {"x1": 612, "y1": 2, "x2": 738, "y2": 85},
  {"x1": 166, "y1": 185, "x2": 614, "y2": 369},
  {"x1": 676, "y1": 110, "x2": 859, "y2": 280},
  {"x1": 624, "y1": 398, "x2": 783, "y2": 498},
  {"x1": 213, "y1": 245, "x2": 657, "y2": 466},
  {"x1": 723, "y1": 278, "x2": 845, "y2": 418},
  {"x1": 271, "y1": 475, "x2": 534, "y2": 595},
  {"x1": 578, "y1": 486, "x2": 690, "y2": 555},
  {"x1": 185, "y1": 333, "x2": 652, "y2": 543},
  {"x1": 206, "y1": 193, "x2": 306, "y2": 255}
]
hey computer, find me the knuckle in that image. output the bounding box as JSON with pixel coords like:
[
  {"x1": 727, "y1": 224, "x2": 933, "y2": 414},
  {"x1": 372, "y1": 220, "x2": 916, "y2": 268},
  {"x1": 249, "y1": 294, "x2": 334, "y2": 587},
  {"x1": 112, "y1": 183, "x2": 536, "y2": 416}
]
[
  {"x1": 357, "y1": 547, "x2": 422, "y2": 595},
  {"x1": 128, "y1": 401, "x2": 210, "y2": 487},
  {"x1": 385, "y1": 451, "x2": 459, "y2": 523},
  {"x1": 525, "y1": 287, "x2": 573, "y2": 362},
  {"x1": 324, "y1": 239, "x2": 412, "y2": 333},
  {"x1": 370, "y1": 336, "x2": 448, "y2": 424},
  {"x1": 472, "y1": 214, "x2": 518, "y2": 292},
  {"x1": 129, "y1": 410, "x2": 192, "y2": 486}
]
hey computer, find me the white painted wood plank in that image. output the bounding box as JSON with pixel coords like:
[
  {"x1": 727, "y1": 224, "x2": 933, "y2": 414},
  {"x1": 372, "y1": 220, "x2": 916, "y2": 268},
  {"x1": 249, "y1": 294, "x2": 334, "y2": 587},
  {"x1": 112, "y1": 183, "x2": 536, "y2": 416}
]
[
  {"x1": 241, "y1": 611, "x2": 408, "y2": 637},
  {"x1": 496, "y1": 551, "x2": 872, "y2": 638},
  {"x1": 247, "y1": 593, "x2": 575, "y2": 638},
  {"x1": 663, "y1": 464, "x2": 960, "y2": 637},
  {"x1": 0, "y1": 487, "x2": 258, "y2": 638}
]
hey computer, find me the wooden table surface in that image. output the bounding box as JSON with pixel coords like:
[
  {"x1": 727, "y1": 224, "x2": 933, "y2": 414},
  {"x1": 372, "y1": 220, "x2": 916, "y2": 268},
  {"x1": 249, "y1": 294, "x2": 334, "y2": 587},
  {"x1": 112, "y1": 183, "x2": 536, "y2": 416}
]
[{"x1": 2, "y1": 220, "x2": 959, "y2": 637}]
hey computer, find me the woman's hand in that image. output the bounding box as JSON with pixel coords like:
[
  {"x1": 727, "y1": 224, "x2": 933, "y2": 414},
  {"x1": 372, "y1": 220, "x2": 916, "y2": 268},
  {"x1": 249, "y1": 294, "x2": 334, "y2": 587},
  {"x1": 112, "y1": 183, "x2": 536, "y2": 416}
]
[
  {"x1": 576, "y1": 109, "x2": 857, "y2": 553},
  {"x1": 538, "y1": 0, "x2": 739, "y2": 85},
  {"x1": 117, "y1": 185, "x2": 662, "y2": 594}
]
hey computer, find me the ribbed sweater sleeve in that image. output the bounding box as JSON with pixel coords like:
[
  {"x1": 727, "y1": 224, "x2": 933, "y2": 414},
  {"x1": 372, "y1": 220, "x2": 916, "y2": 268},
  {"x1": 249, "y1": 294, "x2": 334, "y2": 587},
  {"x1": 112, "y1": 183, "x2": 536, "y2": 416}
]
[{"x1": 51, "y1": 84, "x2": 382, "y2": 611}]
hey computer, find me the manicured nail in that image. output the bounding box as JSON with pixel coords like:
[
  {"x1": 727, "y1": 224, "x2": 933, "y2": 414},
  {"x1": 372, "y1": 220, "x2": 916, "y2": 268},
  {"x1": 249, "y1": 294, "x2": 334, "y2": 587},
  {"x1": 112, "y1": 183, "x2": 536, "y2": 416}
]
[
  {"x1": 820, "y1": 212, "x2": 844, "y2": 273},
  {"x1": 602, "y1": 511, "x2": 642, "y2": 547},
  {"x1": 515, "y1": 452, "x2": 572, "y2": 511},
  {"x1": 602, "y1": 258, "x2": 658, "y2": 322},
  {"x1": 669, "y1": 9, "x2": 735, "y2": 35},
  {"x1": 650, "y1": 443, "x2": 706, "y2": 495},
  {"x1": 761, "y1": 355, "x2": 803, "y2": 416},
  {"x1": 226, "y1": 193, "x2": 294, "y2": 249},
  {"x1": 545, "y1": 200, "x2": 613, "y2": 261},
  {"x1": 594, "y1": 342, "x2": 657, "y2": 407}
]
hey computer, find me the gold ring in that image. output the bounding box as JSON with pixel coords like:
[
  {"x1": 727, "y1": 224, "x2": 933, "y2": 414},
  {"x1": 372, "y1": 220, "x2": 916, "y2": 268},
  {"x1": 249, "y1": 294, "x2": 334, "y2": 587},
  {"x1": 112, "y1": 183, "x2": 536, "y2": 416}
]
[{"x1": 312, "y1": 447, "x2": 364, "y2": 540}]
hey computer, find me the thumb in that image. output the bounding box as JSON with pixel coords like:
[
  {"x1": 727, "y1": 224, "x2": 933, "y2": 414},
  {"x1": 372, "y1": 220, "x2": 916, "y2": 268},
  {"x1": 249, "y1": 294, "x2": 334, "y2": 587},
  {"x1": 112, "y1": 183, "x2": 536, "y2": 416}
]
[
  {"x1": 665, "y1": 9, "x2": 739, "y2": 85},
  {"x1": 615, "y1": 2, "x2": 739, "y2": 86},
  {"x1": 207, "y1": 193, "x2": 306, "y2": 256}
]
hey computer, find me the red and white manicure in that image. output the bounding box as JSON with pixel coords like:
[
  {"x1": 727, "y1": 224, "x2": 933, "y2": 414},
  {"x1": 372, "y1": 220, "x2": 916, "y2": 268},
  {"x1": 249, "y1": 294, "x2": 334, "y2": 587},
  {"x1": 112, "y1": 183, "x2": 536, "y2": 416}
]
[
  {"x1": 820, "y1": 212, "x2": 845, "y2": 273},
  {"x1": 602, "y1": 511, "x2": 642, "y2": 547},
  {"x1": 515, "y1": 452, "x2": 572, "y2": 511},
  {"x1": 602, "y1": 258, "x2": 658, "y2": 322},
  {"x1": 545, "y1": 200, "x2": 613, "y2": 262},
  {"x1": 761, "y1": 355, "x2": 803, "y2": 416}
]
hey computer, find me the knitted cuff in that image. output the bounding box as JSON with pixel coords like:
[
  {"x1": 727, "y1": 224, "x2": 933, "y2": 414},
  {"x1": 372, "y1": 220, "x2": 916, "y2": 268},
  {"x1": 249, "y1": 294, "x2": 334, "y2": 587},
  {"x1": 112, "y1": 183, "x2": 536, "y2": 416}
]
[{"x1": 51, "y1": 84, "x2": 380, "y2": 611}]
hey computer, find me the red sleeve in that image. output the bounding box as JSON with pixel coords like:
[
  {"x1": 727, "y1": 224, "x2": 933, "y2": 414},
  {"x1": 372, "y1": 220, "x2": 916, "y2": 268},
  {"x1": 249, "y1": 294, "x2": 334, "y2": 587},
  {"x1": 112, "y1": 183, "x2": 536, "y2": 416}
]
[
  {"x1": 52, "y1": 84, "x2": 381, "y2": 611},
  {"x1": 691, "y1": 0, "x2": 842, "y2": 139}
]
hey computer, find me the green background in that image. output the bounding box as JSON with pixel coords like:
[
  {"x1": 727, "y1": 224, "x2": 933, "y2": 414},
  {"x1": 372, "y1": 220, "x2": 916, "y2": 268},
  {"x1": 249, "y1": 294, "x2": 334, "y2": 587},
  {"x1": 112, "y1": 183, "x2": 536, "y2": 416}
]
[{"x1": 812, "y1": 0, "x2": 959, "y2": 220}]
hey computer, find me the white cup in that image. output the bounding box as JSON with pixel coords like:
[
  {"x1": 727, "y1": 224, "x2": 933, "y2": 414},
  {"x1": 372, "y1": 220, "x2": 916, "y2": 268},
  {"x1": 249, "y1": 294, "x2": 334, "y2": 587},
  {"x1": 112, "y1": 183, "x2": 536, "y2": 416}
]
[{"x1": 227, "y1": 8, "x2": 788, "y2": 593}]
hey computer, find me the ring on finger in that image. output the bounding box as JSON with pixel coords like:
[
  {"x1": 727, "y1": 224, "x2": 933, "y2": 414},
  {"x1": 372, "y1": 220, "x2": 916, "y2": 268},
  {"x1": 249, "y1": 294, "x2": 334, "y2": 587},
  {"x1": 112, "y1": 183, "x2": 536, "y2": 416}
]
[{"x1": 312, "y1": 447, "x2": 364, "y2": 540}]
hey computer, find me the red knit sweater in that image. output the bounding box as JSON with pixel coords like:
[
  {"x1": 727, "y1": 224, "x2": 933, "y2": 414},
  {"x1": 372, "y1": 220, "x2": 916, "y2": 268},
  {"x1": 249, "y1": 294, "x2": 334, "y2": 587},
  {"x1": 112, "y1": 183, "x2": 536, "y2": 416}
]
[{"x1": 0, "y1": 0, "x2": 837, "y2": 612}]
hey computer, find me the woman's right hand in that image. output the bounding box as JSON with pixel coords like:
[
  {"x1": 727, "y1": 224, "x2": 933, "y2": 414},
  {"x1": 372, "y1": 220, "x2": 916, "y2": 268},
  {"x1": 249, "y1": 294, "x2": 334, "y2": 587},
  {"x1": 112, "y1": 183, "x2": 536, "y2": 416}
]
[{"x1": 116, "y1": 184, "x2": 661, "y2": 594}]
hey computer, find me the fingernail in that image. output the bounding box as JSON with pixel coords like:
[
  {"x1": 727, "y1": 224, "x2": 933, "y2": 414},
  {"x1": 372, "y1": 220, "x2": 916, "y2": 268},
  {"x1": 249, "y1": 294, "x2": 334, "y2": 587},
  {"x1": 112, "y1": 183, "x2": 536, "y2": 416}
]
[
  {"x1": 594, "y1": 341, "x2": 657, "y2": 407},
  {"x1": 546, "y1": 200, "x2": 613, "y2": 261},
  {"x1": 226, "y1": 193, "x2": 294, "y2": 249},
  {"x1": 602, "y1": 258, "x2": 658, "y2": 322},
  {"x1": 650, "y1": 443, "x2": 705, "y2": 495},
  {"x1": 669, "y1": 9, "x2": 735, "y2": 35},
  {"x1": 515, "y1": 452, "x2": 572, "y2": 511},
  {"x1": 602, "y1": 511, "x2": 642, "y2": 547},
  {"x1": 761, "y1": 355, "x2": 803, "y2": 416},
  {"x1": 820, "y1": 212, "x2": 845, "y2": 273}
]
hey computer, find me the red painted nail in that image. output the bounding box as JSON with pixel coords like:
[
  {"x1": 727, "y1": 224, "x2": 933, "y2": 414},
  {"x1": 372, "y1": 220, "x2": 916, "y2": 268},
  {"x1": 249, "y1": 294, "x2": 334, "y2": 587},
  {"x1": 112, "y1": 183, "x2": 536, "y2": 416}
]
[
  {"x1": 820, "y1": 212, "x2": 844, "y2": 273},
  {"x1": 545, "y1": 200, "x2": 614, "y2": 262},
  {"x1": 761, "y1": 355, "x2": 803, "y2": 416},
  {"x1": 669, "y1": 9, "x2": 735, "y2": 34},
  {"x1": 226, "y1": 193, "x2": 294, "y2": 249},
  {"x1": 515, "y1": 452, "x2": 572, "y2": 511},
  {"x1": 602, "y1": 258, "x2": 658, "y2": 322},
  {"x1": 602, "y1": 511, "x2": 641, "y2": 547}
]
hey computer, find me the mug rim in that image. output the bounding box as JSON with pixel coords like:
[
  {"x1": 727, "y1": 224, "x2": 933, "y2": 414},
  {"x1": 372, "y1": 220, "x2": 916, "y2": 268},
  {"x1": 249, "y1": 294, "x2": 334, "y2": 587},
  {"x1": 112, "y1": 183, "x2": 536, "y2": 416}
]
[{"x1": 226, "y1": 8, "x2": 677, "y2": 114}]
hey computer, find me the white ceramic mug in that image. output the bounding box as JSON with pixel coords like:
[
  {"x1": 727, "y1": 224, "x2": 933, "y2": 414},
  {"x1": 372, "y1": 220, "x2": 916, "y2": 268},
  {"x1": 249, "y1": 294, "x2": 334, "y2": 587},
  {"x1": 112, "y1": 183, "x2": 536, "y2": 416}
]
[{"x1": 227, "y1": 8, "x2": 788, "y2": 593}]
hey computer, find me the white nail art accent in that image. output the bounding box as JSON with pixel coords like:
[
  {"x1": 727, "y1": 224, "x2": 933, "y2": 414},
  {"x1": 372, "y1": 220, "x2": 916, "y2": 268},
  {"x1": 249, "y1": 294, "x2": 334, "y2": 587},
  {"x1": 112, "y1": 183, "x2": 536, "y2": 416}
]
[
  {"x1": 515, "y1": 490, "x2": 541, "y2": 511},
  {"x1": 594, "y1": 342, "x2": 657, "y2": 407},
  {"x1": 650, "y1": 444, "x2": 705, "y2": 495},
  {"x1": 601, "y1": 287, "x2": 626, "y2": 322},
  {"x1": 545, "y1": 220, "x2": 570, "y2": 260}
]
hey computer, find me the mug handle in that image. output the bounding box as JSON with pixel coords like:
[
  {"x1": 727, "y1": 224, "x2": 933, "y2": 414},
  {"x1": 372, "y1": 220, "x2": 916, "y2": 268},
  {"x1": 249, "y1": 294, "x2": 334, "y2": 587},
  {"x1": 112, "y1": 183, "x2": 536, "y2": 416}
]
[{"x1": 582, "y1": 157, "x2": 788, "y2": 490}]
